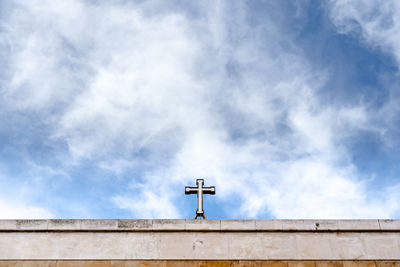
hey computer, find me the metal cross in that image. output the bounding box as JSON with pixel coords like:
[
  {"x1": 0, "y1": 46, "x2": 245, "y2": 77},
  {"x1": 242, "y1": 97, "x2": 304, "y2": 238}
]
[{"x1": 185, "y1": 179, "x2": 215, "y2": 219}]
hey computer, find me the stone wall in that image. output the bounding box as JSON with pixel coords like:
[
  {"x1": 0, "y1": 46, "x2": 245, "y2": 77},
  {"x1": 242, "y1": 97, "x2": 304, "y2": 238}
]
[
  {"x1": 0, "y1": 220, "x2": 400, "y2": 262},
  {"x1": 0, "y1": 261, "x2": 399, "y2": 267}
]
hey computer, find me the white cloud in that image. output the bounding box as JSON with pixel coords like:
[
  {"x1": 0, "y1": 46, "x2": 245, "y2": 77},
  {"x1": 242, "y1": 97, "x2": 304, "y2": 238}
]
[
  {"x1": 1, "y1": 0, "x2": 400, "y2": 219},
  {"x1": 263, "y1": 160, "x2": 395, "y2": 219},
  {"x1": 113, "y1": 185, "x2": 180, "y2": 219},
  {"x1": 0, "y1": 198, "x2": 53, "y2": 219},
  {"x1": 0, "y1": 163, "x2": 58, "y2": 219},
  {"x1": 328, "y1": 0, "x2": 400, "y2": 62}
]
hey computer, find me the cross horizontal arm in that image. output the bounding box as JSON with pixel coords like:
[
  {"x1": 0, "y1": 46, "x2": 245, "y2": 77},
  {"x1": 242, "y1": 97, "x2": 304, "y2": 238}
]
[
  {"x1": 202, "y1": 186, "x2": 216, "y2": 195},
  {"x1": 185, "y1": 186, "x2": 198, "y2": 195}
]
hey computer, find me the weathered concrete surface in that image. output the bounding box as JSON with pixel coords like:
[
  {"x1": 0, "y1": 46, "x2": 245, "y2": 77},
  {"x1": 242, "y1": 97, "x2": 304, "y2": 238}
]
[
  {"x1": 0, "y1": 220, "x2": 400, "y2": 260},
  {"x1": 1, "y1": 232, "x2": 400, "y2": 260},
  {"x1": 0, "y1": 261, "x2": 399, "y2": 267},
  {"x1": 1, "y1": 219, "x2": 399, "y2": 232}
]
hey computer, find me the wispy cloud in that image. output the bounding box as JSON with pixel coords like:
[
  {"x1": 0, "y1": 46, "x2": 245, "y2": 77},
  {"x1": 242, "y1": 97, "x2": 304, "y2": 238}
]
[
  {"x1": 328, "y1": 0, "x2": 400, "y2": 62},
  {"x1": 328, "y1": 0, "x2": 400, "y2": 147}
]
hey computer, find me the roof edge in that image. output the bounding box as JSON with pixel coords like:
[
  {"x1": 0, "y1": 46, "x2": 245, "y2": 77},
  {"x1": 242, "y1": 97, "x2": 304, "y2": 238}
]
[{"x1": 0, "y1": 219, "x2": 399, "y2": 232}]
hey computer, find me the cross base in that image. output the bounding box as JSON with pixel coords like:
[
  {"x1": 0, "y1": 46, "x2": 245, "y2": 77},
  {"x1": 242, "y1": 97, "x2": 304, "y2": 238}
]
[{"x1": 195, "y1": 213, "x2": 206, "y2": 220}]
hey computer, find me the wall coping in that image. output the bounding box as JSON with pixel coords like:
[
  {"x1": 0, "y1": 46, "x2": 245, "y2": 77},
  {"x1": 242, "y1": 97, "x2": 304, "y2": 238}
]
[{"x1": 0, "y1": 219, "x2": 399, "y2": 232}]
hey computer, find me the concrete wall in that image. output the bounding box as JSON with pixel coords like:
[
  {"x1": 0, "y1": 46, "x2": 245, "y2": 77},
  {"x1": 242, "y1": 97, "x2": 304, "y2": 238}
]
[
  {"x1": 0, "y1": 261, "x2": 399, "y2": 267},
  {"x1": 0, "y1": 220, "x2": 400, "y2": 261}
]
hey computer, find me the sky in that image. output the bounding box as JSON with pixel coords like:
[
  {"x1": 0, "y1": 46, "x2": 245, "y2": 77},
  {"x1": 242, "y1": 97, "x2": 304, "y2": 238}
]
[{"x1": 0, "y1": 0, "x2": 400, "y2": 219}]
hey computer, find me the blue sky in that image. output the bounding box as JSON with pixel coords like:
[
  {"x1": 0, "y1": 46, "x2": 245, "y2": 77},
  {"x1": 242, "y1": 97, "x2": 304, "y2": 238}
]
[{"x1": 0, "y1": 0, "x2": 400, "y2": 219}]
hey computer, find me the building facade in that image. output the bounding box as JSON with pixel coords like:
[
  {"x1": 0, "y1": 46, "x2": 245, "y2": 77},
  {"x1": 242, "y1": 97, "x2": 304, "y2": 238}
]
[{"x1": 0, "y1": 219, "x2": 399, "y2": 266}]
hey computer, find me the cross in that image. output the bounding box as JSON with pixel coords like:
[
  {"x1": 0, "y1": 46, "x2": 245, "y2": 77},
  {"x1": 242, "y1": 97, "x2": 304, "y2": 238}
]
[{"x1": 185, "y1": 179, "x2": 215, "y2": 219}]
